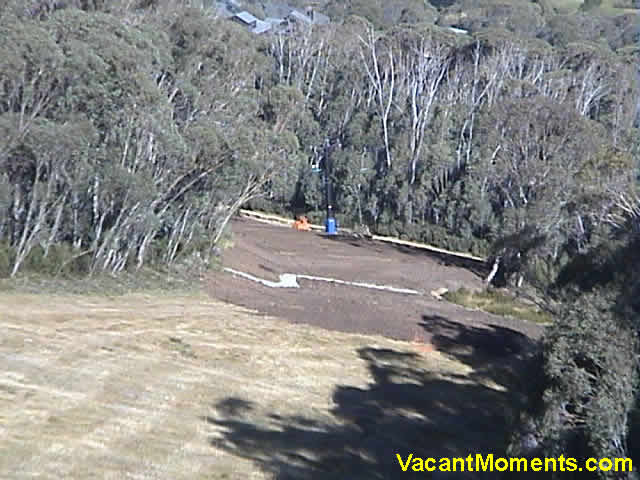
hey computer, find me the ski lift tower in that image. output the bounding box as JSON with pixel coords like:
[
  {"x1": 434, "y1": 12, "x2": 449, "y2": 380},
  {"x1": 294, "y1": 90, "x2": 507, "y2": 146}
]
[{"x1": 322, "y1": 137, "x2": 337, "y2": 235}]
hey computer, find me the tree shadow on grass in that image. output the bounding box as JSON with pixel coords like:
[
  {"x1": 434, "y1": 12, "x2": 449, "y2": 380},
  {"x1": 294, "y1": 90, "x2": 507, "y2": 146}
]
[
  {"x1": 420, "y1": 314, "x2": 540, "y2": 401},
  {"x1": 204, "y1": 323, "x2": 539, "y2": 479}
]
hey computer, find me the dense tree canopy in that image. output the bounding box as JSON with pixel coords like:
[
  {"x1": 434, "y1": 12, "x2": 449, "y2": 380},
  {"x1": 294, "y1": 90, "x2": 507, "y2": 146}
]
[{"x1": 1, "y1": 0, "x2": 640, "y2": 475}]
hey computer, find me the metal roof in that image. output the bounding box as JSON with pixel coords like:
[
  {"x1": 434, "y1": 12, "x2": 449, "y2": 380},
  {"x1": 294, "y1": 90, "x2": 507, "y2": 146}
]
[
  {"x1": 288, "y1": 10, "x2": 312, "y2": 24},
  {"x1": 446, "y1": 26, "x2": 468, "y2": 34},
  {"x1": 252, "y1": 20, "x2": 272, "y2": 34},
  {"x1": 234, "y1": 11, "x2": 258, "y2": 25}
]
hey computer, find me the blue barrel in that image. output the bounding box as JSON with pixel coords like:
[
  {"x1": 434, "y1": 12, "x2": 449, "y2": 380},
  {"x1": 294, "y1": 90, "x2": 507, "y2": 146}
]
[{"x1": 325, "y1": 217, "x2": 337, "y2": 235}]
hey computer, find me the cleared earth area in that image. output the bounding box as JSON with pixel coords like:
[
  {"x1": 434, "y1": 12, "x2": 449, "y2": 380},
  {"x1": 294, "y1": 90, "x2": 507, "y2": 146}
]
[
  {"x1": 1, "y1": 217, "x2": 543, "y2": 479},
  {"x1": 210, "y1": 217, "x2": 543, "y2": 343},
  {"x1": 1, "y1": 291, "x2": 533, "y2": 479}
]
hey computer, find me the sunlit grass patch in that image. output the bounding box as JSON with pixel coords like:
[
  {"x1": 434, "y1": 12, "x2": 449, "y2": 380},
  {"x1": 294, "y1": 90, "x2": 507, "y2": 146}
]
[{"x1": 444, "y1": 287, "x2": 553, "y2": 325}]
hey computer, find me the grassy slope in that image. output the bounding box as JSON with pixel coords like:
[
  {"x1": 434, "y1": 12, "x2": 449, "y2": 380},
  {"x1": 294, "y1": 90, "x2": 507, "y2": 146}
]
[{"x1": 0, "y1": 291, "x2": 521, "y2": 479}]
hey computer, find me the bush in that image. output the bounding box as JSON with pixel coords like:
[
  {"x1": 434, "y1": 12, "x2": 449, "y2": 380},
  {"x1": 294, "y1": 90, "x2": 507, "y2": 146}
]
[
  {"x1": 0, "y1": 243, "x2": 13, "y2": 278},
  {"x1": 14, "y1": 244, "x2": 91, "y2": 277},
  {"x1": 539, "y1": 292, "x2": 638, "y2": 476}
]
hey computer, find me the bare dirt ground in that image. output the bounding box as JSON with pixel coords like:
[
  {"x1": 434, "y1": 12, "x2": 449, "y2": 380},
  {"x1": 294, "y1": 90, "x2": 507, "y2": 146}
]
[
  {"x1": 209, "y1": 216, "x2": 543, "y2": 345},
  {"x1": 2, "y1": 292, "x2": 528, "y2": 480},
  {"x1": 1, "y1": 217, "x2": 544, "y2": 479}
]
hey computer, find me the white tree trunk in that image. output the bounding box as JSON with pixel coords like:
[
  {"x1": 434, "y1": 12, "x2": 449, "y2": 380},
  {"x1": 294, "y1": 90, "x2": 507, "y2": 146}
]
[{"x1": 485, "y1": 256, "x2": 501, "y2": 285}]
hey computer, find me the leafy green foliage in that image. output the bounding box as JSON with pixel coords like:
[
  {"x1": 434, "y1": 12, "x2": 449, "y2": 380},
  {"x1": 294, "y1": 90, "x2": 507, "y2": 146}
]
[
  {"x1": 2, "y1": 0, "x2": 640, "y2": 473},
  {"x1": 540, "y1": 292, "x2": 638, "y2": 474},
  {"x1": 0, "y1": 3, "x2": 297, "y2": 276},
  {"x1": 325, "y1": 0, "x2": 437, "y2": 28},
  {"x1": 1, "y1": 1, "x2": 636, "y2": 283}
]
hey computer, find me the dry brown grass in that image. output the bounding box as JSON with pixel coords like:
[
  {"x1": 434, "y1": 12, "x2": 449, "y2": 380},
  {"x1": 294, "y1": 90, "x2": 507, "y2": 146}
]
[
  {"x1": 0, "y1": 292, "x2": 516, "y2": 479},
  {"x1": 444, "y1": 287, "x2": 553, "y2": 325}
]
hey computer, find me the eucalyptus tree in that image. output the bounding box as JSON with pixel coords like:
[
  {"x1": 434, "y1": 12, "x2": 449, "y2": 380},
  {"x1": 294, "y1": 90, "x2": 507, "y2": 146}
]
[
  {"x1": 0, "y1": 4, "x2": 298, "y2": 276},
  {"x1": 357, "y1": 23, "x2": 396, "y2": 171}
]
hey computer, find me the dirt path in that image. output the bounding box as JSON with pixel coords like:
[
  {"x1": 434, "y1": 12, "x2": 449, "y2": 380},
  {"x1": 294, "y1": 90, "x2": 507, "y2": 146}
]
[{"x1": 208, "y1": 217, "x2": 543, "y2": 346}]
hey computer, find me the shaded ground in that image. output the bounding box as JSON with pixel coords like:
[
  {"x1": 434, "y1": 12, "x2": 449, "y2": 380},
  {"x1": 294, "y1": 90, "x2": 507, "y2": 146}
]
[
  {"x1": 1, "y1": 292, "x2": 532, "y2": 479},
  {"x1": 209, "y1": 217, "x2": 543, "y2": 344}
]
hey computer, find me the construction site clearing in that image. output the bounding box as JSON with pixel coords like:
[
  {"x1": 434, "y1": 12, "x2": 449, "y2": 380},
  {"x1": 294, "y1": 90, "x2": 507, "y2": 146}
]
[{"x1": 210, "y1": 214, "x2": 542, "y2": 345}]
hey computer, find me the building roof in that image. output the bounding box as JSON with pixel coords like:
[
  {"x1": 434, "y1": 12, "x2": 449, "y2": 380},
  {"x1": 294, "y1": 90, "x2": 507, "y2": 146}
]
[
  {"x1": 287, "y1": 9, "x2": 312, "y2": 24},
  {"x1": 212, "y1": 2, "x2": 330, "y2": 35},
  {"x1": 446, "y1": 26, "x2": 468, "y2": 34},
  {"x1": 252, "y1": 20, "x2": 272, "y2": 34},
  {"x1": 233, "y1": 11, "x2": 258, "y2": 25}
]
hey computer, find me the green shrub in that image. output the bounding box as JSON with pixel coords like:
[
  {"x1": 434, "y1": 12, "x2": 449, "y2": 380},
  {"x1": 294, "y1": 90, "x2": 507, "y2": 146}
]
[
  {"x1": 20, "y1": 244, "x2": 90, "y2": 276},
  {"x1": 540, "y1": 292, "x2": 638, "y2": 468},
  {"x1": 0, "y1": 243, "x2": 13, "y2": 278}
]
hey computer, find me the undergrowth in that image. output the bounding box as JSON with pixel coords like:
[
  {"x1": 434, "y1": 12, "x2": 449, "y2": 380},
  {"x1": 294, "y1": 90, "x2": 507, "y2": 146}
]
[{"x1": 444, "y1": 287, "x2": 553, "y2": 325}]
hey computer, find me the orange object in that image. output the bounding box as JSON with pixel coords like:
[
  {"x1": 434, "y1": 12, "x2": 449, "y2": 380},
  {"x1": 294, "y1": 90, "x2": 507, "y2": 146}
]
[{"x1": 293, "y1": 216, "x2": 311, "y2": 231}]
